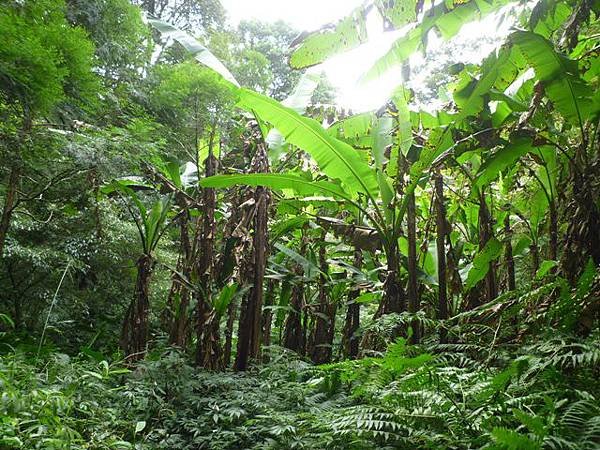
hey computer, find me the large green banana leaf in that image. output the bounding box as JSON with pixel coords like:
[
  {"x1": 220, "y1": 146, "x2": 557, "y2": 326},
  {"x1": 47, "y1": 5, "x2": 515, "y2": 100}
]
[
  {"x1": 200, "y1": 173, "x2": 354, "y2": 202},
  {"x1": 474, "y1": 139, "x2": 554, "y2": 189},
  {"x1": 509, "y1": 31, "x2": 597, "y2": 128},
  {"x1": 289, "y1": 1, "x2": 419, "y2": 69},
  {"x1": 236, "y1": 89, "x2": 379, "y2": 198},
  {"x1": 289, "y1": 4, "x2": 370, "y2": 70},
  {"x1": 147, "y1": 17, "x2": 239, "y2": 87},
  {"x1": 362, "y1": 0, "x2": 511, "y2": 82},
  {"x1": 266, "y1": 72, "x2": 321, "y2": 160}
]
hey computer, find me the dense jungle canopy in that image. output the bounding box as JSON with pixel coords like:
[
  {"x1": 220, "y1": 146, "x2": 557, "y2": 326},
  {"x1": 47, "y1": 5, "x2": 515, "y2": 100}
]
[{"x1": 0, "y1": 0, "x2": 599, "y2": 448}]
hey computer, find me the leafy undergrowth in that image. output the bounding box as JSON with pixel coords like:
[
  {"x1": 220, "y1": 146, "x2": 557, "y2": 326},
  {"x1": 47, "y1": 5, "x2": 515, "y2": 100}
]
[{"x1": 1, "y1": 333, "x2": 599, "y2": 450}]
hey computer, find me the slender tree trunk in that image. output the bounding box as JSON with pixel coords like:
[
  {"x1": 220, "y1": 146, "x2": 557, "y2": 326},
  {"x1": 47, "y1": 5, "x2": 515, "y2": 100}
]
[
  {"x1": 310, "y1": 230, "x2": 334, "y2": 364},
  {"x1": 283, "y1": 229, "x2": 308, "y2": 354},
  {"x1": 434, "y1": 172, "x2": 449, "y2": 343},
  {"x1": 261, "y1": 279, "x2": 276, "y2": 362},
  {"x1": 343, "y1": 249, "x2": 362, "y2": 359},
  {"x1": 195, "y1": 139, "x2": 218, "y2": 367},
  {"x1": 169, "y1": 208, "x2": 192, "y2": 347},
  {"x1": 235, "y1": 144, "x2": 270, "y2": 371},
  {"x1": 407, "y1": 192, "x2": 420, "y2": 343},
  {"x1": 120, "y1": 254, "x2": 154, "y2": 361},
  {"x1": 0, "y1": 166, "x2": 20, "y2": 257},
  {"x1": 549, "y1": 199, "x2": 558, "y2": 261},
  {"x1": 504, "y1": 214, "x2": 516, "y2": 291},
  {"x1": 530, "y1": 242, "x2": 540, "y2": 276},
  {"x1": 283, "y1": 278, "x2": 304, "y2": 353},
  {"x1": 479, "y1": 189, "x2": 497, "y2": 304},
  {"x1": 222, "y1": 295, "x2": 237, "y2": 367}
]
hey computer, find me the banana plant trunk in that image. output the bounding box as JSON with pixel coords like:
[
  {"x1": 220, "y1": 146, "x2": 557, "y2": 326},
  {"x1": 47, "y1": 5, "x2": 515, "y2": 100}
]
[
  {"x1": 261, "y1": 279, "x2": 276, "y2": 362},
  {"x1": 195, "y1": 147, "x2": 218, "y2": 368},
  {"x1": 169, "y1": 206, "x2": 192, "y2": 347},
  {"x1": 407, "y1": 192, "x2": 420, "y2": 343},
  {"x1": 504, "y1": 214, "x2": 516, "y2": 291},
  {"x1": 310, "y1": 231, "x2": 334, "y2": 364},
  {"x1": 435, "y1": 172, "x2": 449, "y2": 343},
  {"x1": 479, "y1": 189, "x2": 497, "y2": 304},
  {"x1": 283, "y1": 229, "x2": 308, "y2": 354},
  {"x1": 235, "y1": 144, "x2": 270, "y2": 371},
  {"x1": 343, "y1": 248, "x2": 362, "y2": 359},
  {"x1": 120, "y1": 253, "x2": 154, "y2": 361}
]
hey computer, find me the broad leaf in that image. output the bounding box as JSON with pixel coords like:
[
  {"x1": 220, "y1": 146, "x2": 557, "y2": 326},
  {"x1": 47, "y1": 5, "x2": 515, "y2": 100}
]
[
  {"x1": 200, "y1": 173, "x2": 353, "y2": 201},
  {"x1": 509, "y1": 31, "x2": 596, "y2": 128},
  {"x1": 147, "y1": 17, "x2": 239, "y2": 87},
  {"x1": 237, "y1": 89, "x2": 379, "y2": 198},
  {"x1": 465, "y1": 237, "x2": 503, "y2": 290},
  {"x1": 475, "y1": 139, "x2": 543, "y2": 189},
  {"x1": 289, "y1": 5, "x2": 370, "y2": 69}
]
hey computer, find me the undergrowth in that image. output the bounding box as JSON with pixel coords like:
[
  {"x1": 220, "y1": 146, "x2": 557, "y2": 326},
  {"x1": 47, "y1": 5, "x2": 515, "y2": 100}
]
[{"x1": 1, "y1": 329, "x2": 599, "y2": 449}]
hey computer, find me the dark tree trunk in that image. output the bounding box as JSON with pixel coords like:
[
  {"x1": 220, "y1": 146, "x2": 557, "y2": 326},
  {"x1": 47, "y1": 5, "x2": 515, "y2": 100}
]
[
  {"x1": 235, "y1": 144, "x2": 270, "y2": 371},
  {"x1": 120, "y1": 254, "x2": 154, "y2": 361},
  {"x1": 261, "y1": 279, "x2": 276, "y2": 362},
  {"x1": 310, "y1": 231, "x2": 334, "y2": 364},
  {"x1": 407, "y1": 192, "x2": 420, "y2": 343},
  {"x1": 530, "y1": 242, "x2": 540, "y2": 276},
  {"x1": 283, "y1": 229, "x2": 308, "y2": 354},
  {"x1": 362, "y1": 245, "x2": 406, "y2": 353},
  {"x1": 504, "y1": 213, "x2": 516, "y2": 291},
  {"x1": 479, "y1": 189, "x2": 497, "y2": 304},
  {"x1": 169, "y1": 207, "x2": 192, "y2": 347},
  {"x1": 195, "y1": 145, "x2": 218, "y2": 367},
  {"x1": 343, "y1": 249, "x2": 362, "y2": 359},
  {"x1": 434, "y1": 172, "x2": 449, "y2": 343},
  {"x1": 0, "y1": 165, "x2": 20, "y2": 257},
  {"x1": 549, "y1": 198, "x2": 558, "y2": 261},
  {"x1": 283, "y1": 279, "x2": 304, "y2": 353},
  {"x1": 222, "y1": 295, "x2": 237, "y2": 367}
]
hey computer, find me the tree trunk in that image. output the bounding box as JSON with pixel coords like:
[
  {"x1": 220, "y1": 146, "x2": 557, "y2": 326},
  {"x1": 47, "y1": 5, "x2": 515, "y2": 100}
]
[
  {"x1": 283, "y1": 278, "x2": 304, "y2": 353},
  {"x1": 120, "y1": 254, "x2": 154, "y2": 361},
  {"x1": 530, "y1": 242, "x2": 540, "y2": 276},
  {"x1": 504, "y1": 213, "x2": 516, "y2": 291},
  {"x1": 549, "y1": 198, "x2": 558, "y2": 261},
  {"x1": 222, "y1": 295, "x2": 237, "y2": 367},
  {"x1": 479, "y1": 189, "x2": 497, "y2": 304},
  {"x1": 310, "y1": 230, "x2": 334, "y2": 364},
  {"x1": 343, "y1": 249, "x2": 362, "y2": 359},
  {"x1": 283, "y1": 229, "x2": 308, "y2": 354},
  {"x1": 169, "y1": 207, "x2": 192, "y2": 347},
  {"x1": 261, "y1": 279, "x2": 276, "y2": 362},
  {"x1": 0, "y1": 165, "x2": 20, "y2": 257},
  {"x1": 235, "y1": 144, "x2": 270, "y2": 371},
  {"x1": 434, "y1": 172, "x2": 449, "y2": 343},
  {"x1": 407, "y1": 192, "x2": 420, "y2": 343},
  {"x1": 195, "y1": 146, "x2": 218, "y2": 367}
]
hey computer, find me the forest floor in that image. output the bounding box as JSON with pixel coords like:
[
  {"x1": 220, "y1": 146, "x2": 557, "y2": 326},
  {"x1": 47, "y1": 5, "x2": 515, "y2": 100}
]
[{"x1": 1, "y1": 329, "x2": 599, "y2": 449}]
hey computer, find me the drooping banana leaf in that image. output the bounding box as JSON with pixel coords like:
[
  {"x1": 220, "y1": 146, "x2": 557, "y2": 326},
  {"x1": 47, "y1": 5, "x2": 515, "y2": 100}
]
[
  {"x1": 375, "y1": 0, "x2": 419, "y2": 30},
  {"x1": 289, "y1": 0, "x2": 421, "y2": 69},
  {"x1": 266, "y1": 72, "x2": 321, "y2": 161},
  {"x1": 474, "y1": 139, "x2": 553, "y2": 189},
  {"x1": 454, "y1": 46, "x2": 525, "y2": 122},
  {"x1": 236, "y1": 89, "x2": 379, "y2": 198},
  {"x1": 362, "y1": 0, "x2": 512, "y2": 82},
  {"x1": 147, "y1": 17, "x2": 239, "y2": 87},
  {"x1": 200, "y1": 173, "x2": 354, "y2": 202},
  {"x1": 509, "y1": 30, "x2": 597, "y2": 128},
  {"x1": 289, "y1": 4, "x2": 371, "y2": 69}
]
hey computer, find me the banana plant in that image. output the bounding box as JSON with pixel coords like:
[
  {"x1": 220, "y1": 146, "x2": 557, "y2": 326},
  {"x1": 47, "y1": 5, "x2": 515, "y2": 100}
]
[{"x1": 101, "y1": 180, "x2": 173, "y2": 360}]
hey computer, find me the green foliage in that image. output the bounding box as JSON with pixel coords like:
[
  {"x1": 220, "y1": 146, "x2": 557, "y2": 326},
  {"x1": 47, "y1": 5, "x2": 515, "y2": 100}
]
[{"x1": 0, "y1": 0, "x2": 97, "y2": 115}]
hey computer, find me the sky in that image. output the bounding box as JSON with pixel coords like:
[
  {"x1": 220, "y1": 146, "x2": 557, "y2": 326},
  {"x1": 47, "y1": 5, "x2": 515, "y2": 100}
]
[{"x1": 220, "y1": 1, "x2": 516, "y2": 112}]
